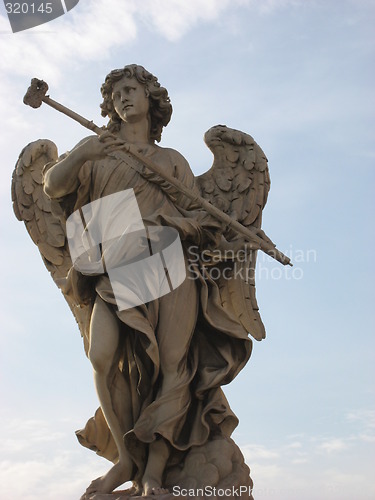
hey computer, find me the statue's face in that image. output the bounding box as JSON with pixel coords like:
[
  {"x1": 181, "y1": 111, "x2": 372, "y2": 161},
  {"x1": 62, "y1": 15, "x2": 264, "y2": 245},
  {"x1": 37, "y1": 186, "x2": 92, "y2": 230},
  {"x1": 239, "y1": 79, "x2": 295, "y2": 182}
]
[{"x1": 112, "y1": 75, "x2": 149, "y2": 124}]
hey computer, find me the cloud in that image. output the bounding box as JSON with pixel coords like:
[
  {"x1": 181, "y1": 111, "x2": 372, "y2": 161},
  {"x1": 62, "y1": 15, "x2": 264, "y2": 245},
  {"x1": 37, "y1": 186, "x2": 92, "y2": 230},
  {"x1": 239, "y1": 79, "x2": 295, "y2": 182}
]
[
  {"x1": 0, "y1": 1, "x2": 137, "y2": 81},
  {"x1": 4, "y1": 410, "x2": 373, "y2": 500},
  {"x1": 317, "y1": 438, "x2": 348, "y2": 454},
  {"x1": 0, "y1": 0, "x2": 140, "y2": 183},
  {"x1": 137, "y1": 0, "x2": 233, "y2": 41},
  {"x1": 243, "y1": 443, "x2": 280, "y2": 460},
  {"x1": 238, "y1": 413, "x2": 375, "y2": 500},
  {"x1": 0, "y1": 0, "x2": 314, "y2": 196},
  {"x1": 0, "y1": 454, "x2": 106, "y2": 500},
  {"x1": 286, "y1": 441, "x2": 303, "y2": 449},
  {"x1": 322, "y1": 468, "x2": 365, "y2": 494},
  {"x1": 0, "y1": 416, "x2": 107, "y2": 500},
  {"x1": 346, "y1": 409, "x2": 375, "y2": 443},
  {"x1": 0, "y1": 0, "x2": 311, "y2": 82},
  {"x1": 346, "y1": 409, "x2": 375, "y2": 428},
  {"x1": 2, "y1": 418, "x2": 66, "y2": 454}
]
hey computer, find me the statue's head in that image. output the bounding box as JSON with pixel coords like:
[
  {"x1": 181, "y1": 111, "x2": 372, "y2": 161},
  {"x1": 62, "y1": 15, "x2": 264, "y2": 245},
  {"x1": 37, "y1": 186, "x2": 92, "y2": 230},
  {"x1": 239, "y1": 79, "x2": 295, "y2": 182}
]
[{"x1": 100, "y1": 64, "x2": 172, "y2": 142}]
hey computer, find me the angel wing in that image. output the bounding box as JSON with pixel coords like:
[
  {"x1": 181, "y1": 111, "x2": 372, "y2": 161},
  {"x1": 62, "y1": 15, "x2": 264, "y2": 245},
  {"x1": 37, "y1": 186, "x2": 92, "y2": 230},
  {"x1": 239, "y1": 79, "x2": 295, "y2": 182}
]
[
  {"x1": 11, "y1": 139, "x2": 92, "y2": 352},
  {"x1": 196, "y1": 125, "x2": 270, "y2": 341}
]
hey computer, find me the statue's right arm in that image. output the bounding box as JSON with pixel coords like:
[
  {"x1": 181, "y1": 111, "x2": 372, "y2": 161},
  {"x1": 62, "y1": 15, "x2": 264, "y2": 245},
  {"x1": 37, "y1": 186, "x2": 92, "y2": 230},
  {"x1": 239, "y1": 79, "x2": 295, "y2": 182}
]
[
  {"x1": 43, "y1": 138, "x2": 91, "y2": 199},
  {"x1": 44, "y1": 133, "x2": 124, "y2": 199}
]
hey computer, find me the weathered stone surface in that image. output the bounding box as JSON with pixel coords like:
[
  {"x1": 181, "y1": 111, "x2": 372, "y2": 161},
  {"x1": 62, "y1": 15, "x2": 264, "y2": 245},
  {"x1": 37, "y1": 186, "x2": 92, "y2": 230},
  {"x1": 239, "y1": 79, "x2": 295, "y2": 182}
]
[{"x1": 165, "y1": 436, "x2": 252, "y2": 494}]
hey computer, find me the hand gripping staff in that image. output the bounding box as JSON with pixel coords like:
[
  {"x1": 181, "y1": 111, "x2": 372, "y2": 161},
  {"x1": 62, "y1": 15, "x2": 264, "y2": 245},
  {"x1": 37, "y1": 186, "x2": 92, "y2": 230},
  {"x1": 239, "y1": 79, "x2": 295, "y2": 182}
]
[{"x1": 24, "y1": 78, "x2": 292, "y2": 267}]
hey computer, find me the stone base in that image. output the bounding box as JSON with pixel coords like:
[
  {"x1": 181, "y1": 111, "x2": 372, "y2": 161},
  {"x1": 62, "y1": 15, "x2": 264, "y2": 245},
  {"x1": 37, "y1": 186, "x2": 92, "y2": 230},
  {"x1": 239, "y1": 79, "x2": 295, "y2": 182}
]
[
  {"x1": 165, "y1": 436, "x2": 253, "y2": 497},
  {"x1": 89, "y1": 491, "x2": 254, "y2": 500},
  {"x1": 83, "y1": 436, "x2": 254, "y2": 500}
]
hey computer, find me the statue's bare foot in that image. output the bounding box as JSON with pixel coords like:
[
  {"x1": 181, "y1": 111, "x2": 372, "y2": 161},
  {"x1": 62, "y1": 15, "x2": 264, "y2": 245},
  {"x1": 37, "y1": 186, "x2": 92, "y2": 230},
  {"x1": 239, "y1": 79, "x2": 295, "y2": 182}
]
[
  {"x1": 126, "y1": 482, "x2": 142, "y2": 496},
  {"x1": 142, "y1": 477, "x2": 169, "y2": 496},
  {"x1": 82, "y1": 461, "x2": 131, "y2": 499}
]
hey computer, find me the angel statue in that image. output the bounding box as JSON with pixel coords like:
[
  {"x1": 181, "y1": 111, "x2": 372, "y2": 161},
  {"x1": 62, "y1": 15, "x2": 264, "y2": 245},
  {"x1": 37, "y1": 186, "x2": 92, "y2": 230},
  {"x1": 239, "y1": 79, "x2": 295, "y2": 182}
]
[{"x1": 12, "y1": 64, "x2": 289, "y2": 499}]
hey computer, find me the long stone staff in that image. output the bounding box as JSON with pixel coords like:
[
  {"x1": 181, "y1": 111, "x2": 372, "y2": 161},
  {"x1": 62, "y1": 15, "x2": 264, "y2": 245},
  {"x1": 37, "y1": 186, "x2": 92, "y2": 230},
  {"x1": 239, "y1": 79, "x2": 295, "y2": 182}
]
[{"x1": 24, "y1": 78, "x2": 292, "y2": 267}]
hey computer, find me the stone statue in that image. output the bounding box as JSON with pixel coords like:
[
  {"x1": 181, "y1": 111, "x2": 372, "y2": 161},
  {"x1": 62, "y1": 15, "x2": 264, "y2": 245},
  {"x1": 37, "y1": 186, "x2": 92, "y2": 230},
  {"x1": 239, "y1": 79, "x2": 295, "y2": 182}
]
[{"x1": 12, "y1": 64, "x2": 289, "y2": 499}]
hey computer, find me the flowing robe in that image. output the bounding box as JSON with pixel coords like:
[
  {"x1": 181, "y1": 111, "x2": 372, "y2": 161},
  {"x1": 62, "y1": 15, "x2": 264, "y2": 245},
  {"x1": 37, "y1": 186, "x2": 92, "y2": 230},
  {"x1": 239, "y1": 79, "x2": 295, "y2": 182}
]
[{"x1": 68, "y1": 145, "x2": 252, "y2": 477}]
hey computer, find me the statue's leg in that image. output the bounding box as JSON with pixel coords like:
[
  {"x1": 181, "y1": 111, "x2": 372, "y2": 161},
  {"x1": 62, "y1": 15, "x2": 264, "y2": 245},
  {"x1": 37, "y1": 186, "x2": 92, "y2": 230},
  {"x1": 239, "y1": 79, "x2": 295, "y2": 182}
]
[
  {"x1": 83, "y1": 295, "x2": 133, "y2": 497},
  {"x1": 142, "y1": 276, "x2": 198, "y2": 495}
]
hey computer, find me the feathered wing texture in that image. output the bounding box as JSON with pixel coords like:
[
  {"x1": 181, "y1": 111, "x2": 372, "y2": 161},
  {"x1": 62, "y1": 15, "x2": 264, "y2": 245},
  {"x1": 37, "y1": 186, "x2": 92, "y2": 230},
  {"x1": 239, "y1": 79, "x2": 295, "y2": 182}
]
[
  {"x1": 11, "y1": 140, "x2": 91, "y2": 352},
  {"x1": 196, "y1": 125, "x2": 270, "y2": 341}
]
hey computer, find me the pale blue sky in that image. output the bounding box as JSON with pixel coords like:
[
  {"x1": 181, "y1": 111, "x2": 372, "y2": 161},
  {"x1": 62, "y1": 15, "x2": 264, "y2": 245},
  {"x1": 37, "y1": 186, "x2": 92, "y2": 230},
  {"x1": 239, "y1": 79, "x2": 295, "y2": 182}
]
[{"x1": 0, "y1": 1, "x2": 374, "y2": 499}]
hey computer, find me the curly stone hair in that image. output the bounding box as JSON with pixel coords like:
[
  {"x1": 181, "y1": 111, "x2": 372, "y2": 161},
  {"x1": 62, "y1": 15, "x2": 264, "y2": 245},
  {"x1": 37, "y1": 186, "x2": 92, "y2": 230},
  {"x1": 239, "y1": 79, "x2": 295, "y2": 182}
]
[{"x1": 100, "y1": 64, "x2": 172, "y2": 143}]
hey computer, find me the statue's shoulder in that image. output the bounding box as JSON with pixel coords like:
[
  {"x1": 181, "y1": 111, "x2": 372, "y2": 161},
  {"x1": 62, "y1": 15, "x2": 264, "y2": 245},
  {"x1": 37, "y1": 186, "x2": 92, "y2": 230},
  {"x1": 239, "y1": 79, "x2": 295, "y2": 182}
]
[{"x1": 154, "y1": 144, "x2": 190, "y2": 170}]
